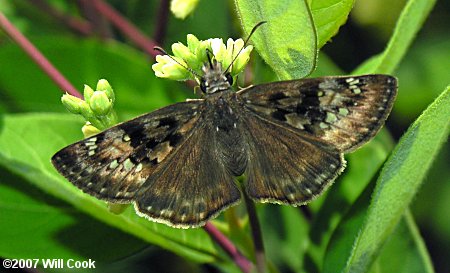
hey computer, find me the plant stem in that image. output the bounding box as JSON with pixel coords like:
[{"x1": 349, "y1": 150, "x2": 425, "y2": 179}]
[
  {"x1": 91, "y1": 0, "x2": 158, "y2": 58},
  {"x1": 30, "y1": 0, "x2": 92, "y2": 35},
  {"x1": 203, "y1": 223, "x2": 253, "y2": 273},
  {"x1": 77, "y1": 0, "x2": 112, "y2": 39},
  {"x1": 0, "y1": 12, "x2": 82, "y2": 98},
  {"x1": 242, "y1": 188, "x2": 266, "y2": 273},
  {"x1": 154, "y1": 0, "x2": 170, "y2": 45}
]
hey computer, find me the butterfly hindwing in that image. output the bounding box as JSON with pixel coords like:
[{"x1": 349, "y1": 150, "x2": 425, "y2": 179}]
[
  {"x1": 135, "y1": 120, "x2": 241, "y2": 228},
  {"x1": 239, "y1": 75, "x2": 397, "y2": 152},
  {"x1": 51, "y1": 101, "x2": 203, "y2": 203},
  {"x1": 238, "y1": 107, "x2": 345, "y2": 205}
]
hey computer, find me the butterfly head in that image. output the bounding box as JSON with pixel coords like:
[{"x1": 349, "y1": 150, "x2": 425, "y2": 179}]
[
  {"x1": 152, "y1": 22, "x2": 266, "y2": 95},
  {"x1": 199, "y1": 51, "x2": 233, "y2": 94}
]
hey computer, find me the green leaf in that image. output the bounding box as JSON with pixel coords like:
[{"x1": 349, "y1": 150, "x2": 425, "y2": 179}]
[
  {"x1": 0, "y1": 37, "x2": 188, "y2": 117},
  {"x1": 323, "y1": 176, "x2": 375, "y2": 272},
  {"x1": 0, "y1": 113, "x2": 223, "y2": 263},
  {"x1": 324, "y1": 183, "x2": 435, "y2": 273},
  {"x1": 370, "y1": 211, "x2": 434, "y2": 273},
  {"x1": 308, "y1": 129, "x2": 394, "y2": 269},
  {"x1": 310, "y1": 0, "x2": 355, "y2": 48},
  {"x1": 0, "y1": 166, "x2": 146, "y2": 261},
  {"x1": 393, "y1": 37, "x2": 450, "y2": 123},
  {"x1": 353, "y1": 0, "x2": 437, "y2": 74},
  {"x1": 338, "y1": 86, "x2": 449, "y2": 272},
  {"x1": 235, "y1": 0, "x2": 317, "y2": 80},
  {"x1": 260, "y1": 205, "x2": 309, "y2": 272}
]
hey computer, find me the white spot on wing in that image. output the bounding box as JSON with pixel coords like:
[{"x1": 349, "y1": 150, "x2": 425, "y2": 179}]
[
  {"x1": 352, "y1": 87, "x2": 362, "y2": 94},
  {"x1": 338, "y1": 108, "x2": 349, "y2": 116},
  {"x1": 123, "y1": 158, "x2": 134, "y2": 171},
  {"x1": 109, "y1": 160, "x2": 119, "y2": 169},
  {"x1": 135, "y1": 163, "x2": 143, "y2": 173},
  {"x1": 325, "y1": 112, "x2": 337, "y2": 123},
  {"x1": 319, "y1": 122, "x2": 329, "y2": 129}
]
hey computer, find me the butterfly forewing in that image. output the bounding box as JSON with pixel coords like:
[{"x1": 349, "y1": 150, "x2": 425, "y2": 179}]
[
  {"x1": 52, "y1": 101, "x2": 203, "y2": 203},
  {"x1": 52, "y1": 100, "x2": 242, "y2": 228},
  {"x1": 239, "y1": 75, "x2": 397, "y2": 152}
]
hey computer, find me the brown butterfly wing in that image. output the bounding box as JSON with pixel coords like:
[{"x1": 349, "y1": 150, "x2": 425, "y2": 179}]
[
  {"x1": 52, "y1": 101, "x2": 203, "y2": 203},
  {"x1": 239, "y1": 75, "x2": 397, "y2": 153},
  {"x1": 52, "y1": 100, "x2": 241, "y2": 228},
  {"x1": 135, "y1": 120, "x2": 241, "y2": 228},
  {"x1": 238, "y1": 107, "x2": 345, "y2": 205}
]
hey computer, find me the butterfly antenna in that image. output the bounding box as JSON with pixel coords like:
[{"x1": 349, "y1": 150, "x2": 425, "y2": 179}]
[
  {"x1": 205, "y1": 48, "x2": 215, "y2": 68},
  {"x1": 154, "y1": 46, "x2": 202, "y2": 79},
  {"x1": 223, "y1": 21, "x2": 267, "y2": 74}
]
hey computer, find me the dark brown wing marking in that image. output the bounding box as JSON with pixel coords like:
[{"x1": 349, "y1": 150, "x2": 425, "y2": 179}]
[
  {"x1": 239, "y1": 75, "x2": 397, "y2": 152},
  {"x1": 52, "y1": 101, "x2": 203, "y2": 203}
]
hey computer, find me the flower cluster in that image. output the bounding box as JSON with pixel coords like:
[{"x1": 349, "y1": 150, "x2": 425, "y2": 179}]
[
  {"x1": 152, "y1": 34, "x2": 253, "y2": 83},
  {"x1": 61, "y1": 79, "x2": 117, "y2": 137}
]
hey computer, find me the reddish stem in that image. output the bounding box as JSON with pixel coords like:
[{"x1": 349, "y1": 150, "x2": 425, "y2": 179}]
[
  {"x1": 77, "y1": 0, "x2": 113, "y2": 39},
  {"x1": 154, "y1": 0, "x2": 170, "y2": 45},
  {"x1": 91, "y1": 0, "x2": 158, "y2": 58},
  {"x1": 203, "y1": 223, "x2": 253, "y2": 273},
  {"x1": 0, "y1": 12, "x2": 82, "y2": 98},
  {"x1": 29, "y1": 0, "x2": 92, "y2": 35}
]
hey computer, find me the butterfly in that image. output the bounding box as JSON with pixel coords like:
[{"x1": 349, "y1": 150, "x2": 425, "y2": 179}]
[{"x1": 52, "y1": 47, "x2": 397, "y2": 228}]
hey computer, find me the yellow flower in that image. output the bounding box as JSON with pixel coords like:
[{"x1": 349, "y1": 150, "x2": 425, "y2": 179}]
[{"x1": 170, "y1": 0, "x2": 200, "y2": 19}]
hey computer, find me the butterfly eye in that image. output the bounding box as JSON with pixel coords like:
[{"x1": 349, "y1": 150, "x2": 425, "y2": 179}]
[
  {"x1": 200, "y1": 78, "x2": 207, "y2": 93},
  {"x1": 225, "y1": 72, "x2": 233, "y2": 85}
]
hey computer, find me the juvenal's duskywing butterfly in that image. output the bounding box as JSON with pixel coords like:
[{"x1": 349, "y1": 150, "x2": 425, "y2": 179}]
[{"x1": 52, "y1": 31, "x2": 397, "y2": 228}]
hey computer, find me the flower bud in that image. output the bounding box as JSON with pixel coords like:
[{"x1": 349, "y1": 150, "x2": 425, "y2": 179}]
[
  {"x1": 232, "y1": 44, "x2": 253, "y2": 76},
  {"x1": 89, "y1": 91, "x2": 112, "y2": 116},
  {"x1": 170, "y1": 0, "x2": 200, "y2": 19},
  {"x1": 152, "y1": 54, "x2": 190, "y2": 80},
  {"x1": 195, "y1": 40, "x2": 210, "y2": 63},
  {"x1": 187, "y1": 34, "x2": 200, "y2": 52},
  {"x1": 61, "y1": 93, "x2": 84, "y2": 114},
  {"x1": 172, "y1": 42, "x2": 198, "y2": 67},
  {"x1": 210, "y1": 38, "x2": 227, "y2": 64},
  {"x1": 82, "y1": 122, "x2": 100, "y2": 138},
  {"x1": 83, "y1": 84, "x2": 94, "y2": 103},
  {"x1": 96, "y1": 79, "x2": 115, "y2": 104}
]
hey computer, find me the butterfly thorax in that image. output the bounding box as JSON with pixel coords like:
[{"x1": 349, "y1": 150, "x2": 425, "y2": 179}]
[
  {"x1": 200, "y1": 60, "x2": 233, "y2": 95},
  {"x1": 203, "y1": 91, "x2": 247, "y2": 176}
]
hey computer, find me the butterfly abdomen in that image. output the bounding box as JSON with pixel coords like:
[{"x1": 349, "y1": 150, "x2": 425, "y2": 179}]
[{"x1": 209, "y1": 93, "x2": 248, "y2": 176}]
